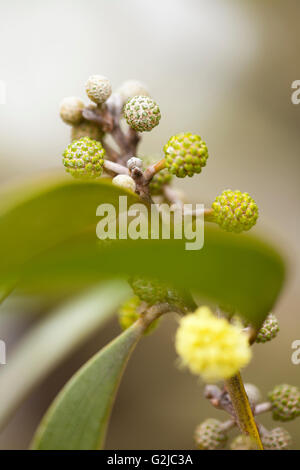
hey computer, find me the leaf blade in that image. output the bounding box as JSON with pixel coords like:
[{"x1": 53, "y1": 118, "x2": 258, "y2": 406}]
[
  {"x1": 31, "y1": 321, "x2": 144, "y2": 450},
  {"x1": 0, "y1": 280, "x2": 130, "y2": 430},
  {"x1": 0, "y1": 175, "x2": 286, "y2": 326}
]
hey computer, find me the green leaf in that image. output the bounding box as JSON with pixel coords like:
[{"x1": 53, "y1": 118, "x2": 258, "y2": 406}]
[
  {"x1": 31, "y1": 320, "x2": 144, "y2": 450},
  {"x1": 18, "y1": 232, "x2": 285, "y2": 327},
  {"x1": 0, "y1": 175, "x2": 286, "y2": 326},
  {"x1": 0, "y1": 174, "x2": 139, "y2": 285},
  {"x1": 0, "y1": 281, "x2": 130, "y2": 430}
]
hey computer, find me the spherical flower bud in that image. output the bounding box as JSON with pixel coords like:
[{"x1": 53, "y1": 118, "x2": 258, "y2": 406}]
[
  {"x1": 268, "y1": 384, "x2": 300, "y2": 422},
  {"x1": 129, "y1": 277, "x2": 169, "y2": 305},
  {"x1": 262, "y1": 427, "x2": 291, "y2": 450},
  {"x1": 127, "y1": 157, "x2": 143, "y2": 170},
  {"x1": 230, "y1": 435, "x2": 258, "y2": 450},
  {"x1": 118, "y1": 296, "x2": 159, "y2": 335},
  {"x1": 212, "y1": 189, "x2": 258, "y2": 233},
  {"x1": 124, "y1": 96, "x2": 161, "y2": 132},
  {"x1": 256, "y1": 313, "x2": 279, "y2": 343},
  {"x1": 150, "y1": 169, "x2": 173, "y2": 195},
  {"x1": 112, "y1": 174, "x2": 136, "y2": 192},
  {"x1": 244, "y1": 383, "x2": 262, "y2": 407},
  {"x1": 175, "y1": 306, "x2": 252, "y2": 382},
  {"x1": 62, "y1": 137, "x2": 105, "y2": 178},
  {"x1": 194, "y1": 419, "x2": 227, "y2": 450},
  {"x1": 164, "y1": 133, "x2": 208, "y2": 178},
  {"x1": 59, "y1": 97, "x2": 84, "y2": 125},
  {"x1": 129, "y1": 276, "x2": 192, "y2": 310},
  {"x1": 71, "y1": 121, "x2": 104, "y2": 142},
  {"x1": 85, "y1": 75, "x2": 112, "y2": 105},
  {"x1": 117, "y1": 80, "x2": 150, "y2": 103}
]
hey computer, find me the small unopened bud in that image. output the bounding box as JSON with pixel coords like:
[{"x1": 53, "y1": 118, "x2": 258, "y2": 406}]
[
  {"x1": 60, "y1": 97, "x2": 84, "y2": 125},
  {"x1": 256, "y1": 313, "x2": 279, "y2": 343},
  {"x1": 112, "y1": 174, "x2": 136, "y2": 192},
  {"x1": 230, "y1": 435, "x2": 259, "y2": 450},
  {"x1": 85, "y1": 75, "x2": 112, "y2": 105},
  {"x1": 262, "y1": 427, "x2": 292, "y2": 450},
  {"x1": 268, "y1": 384, "x2": 300, "y2": 422},
  {"x1": 194, "y1": 419, "x2": 227, "y2": 450},
  {"x1": 244, "y1": 383, "x2": 262, "y2": 407},
  {"x1": 127, "y1": 157, "x2": 143, "y2": 170},
  {"x1": 117, "y1": 79, "x2": 150, "y2": 103}
]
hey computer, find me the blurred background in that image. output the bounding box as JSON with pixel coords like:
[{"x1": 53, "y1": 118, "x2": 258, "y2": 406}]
[{"x1": 0, "y1": 0, "x2": 299, "y2": 449}]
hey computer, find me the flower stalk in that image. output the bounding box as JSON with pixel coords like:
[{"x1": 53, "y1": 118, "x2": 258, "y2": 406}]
[{"x1": 225, "y1": 372, "x2": 263, "y2": 450}]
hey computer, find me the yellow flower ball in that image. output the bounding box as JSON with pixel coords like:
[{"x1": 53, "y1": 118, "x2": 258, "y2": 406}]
[{"x1": 175, "y1": 306, "x2": 252, "y2": 382}]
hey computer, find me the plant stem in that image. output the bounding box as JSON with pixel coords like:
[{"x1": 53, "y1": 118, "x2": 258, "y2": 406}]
[{"x1": 225, "y1": 372, "x2": 264, "y2": 450}]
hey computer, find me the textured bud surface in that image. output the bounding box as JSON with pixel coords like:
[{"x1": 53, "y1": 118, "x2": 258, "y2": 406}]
[
  {"x1": 127, "y1": 157, "x2": 143, "y2": 170},
  {"x1": 112, "y1": 174, "x2": 136, "y2": 192},
  {"x1": 212, "y1": 189, "x2": 258, "y2": 233},
  {"x1": 62, "y1": 137, "x2": 105, "y2": 178},
  {"x1": 244, "y1": 383, "x2": 262, "y2": 407},
  {"x1": 150, "y1": 168, "x2": 173, "y2": 195},
  {"x1": 269, "y1": 384, "x2": 300, "y2": 421},
  {"x1": 262, "y1": 427, "x2": 291, "y2": 450},
  {"x1": 117, "y1": 80, "x2": 150, "y2": 103},
  {"x1": 129, "y1": 277, "x2": 169, "y2": 305},
  {"x1": 256, "y1": 313, "x2": 279, "y2": 343},
  {"x1": 175, "y1": 306, "x2": 252, "y2": 382},
  {"x1": 60, "y1": 97, "x2": 84, "y2": 125},
  {"x1": 164, "y1": 133, "x2": 208, "y2": 178},
  {"x1": 118, "y1": 296, "x2": 159, "y2": 335},
  {"x1": 129, "y1": 276, "x2": 192, "y2": 310},
  {"x1": 230, "y1": 435, "x2": 258, "y2": 450},
  {"x1": 71, "y1": 121, "x2": 104, "y2": 142},
  {"x1": 124, "y1": 96, "x2": 161, "y2": 132},
  {"x1": 194, "y1": 419, "x2": 227, "y2": 450},
  {"x1": 86, "y1": 75, "x2": 112, "y2": 105}
]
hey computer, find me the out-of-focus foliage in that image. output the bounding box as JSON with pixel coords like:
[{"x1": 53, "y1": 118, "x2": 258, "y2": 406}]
[
  {"x1": 0, "y1": 176, "x2": 285, "y2": 327},
  {"x1": 31, "y1": 320, "x2": 144, "y2": 450},
  {"x1": 0, "y1": 281, "x2": 130, "y2": 429}
]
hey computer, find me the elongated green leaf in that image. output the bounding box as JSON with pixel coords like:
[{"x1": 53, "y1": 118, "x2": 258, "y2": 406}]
[
  {"x1": 31, "y1": 320, "x2": 144, "y2": 450},
  {"x1": 18, "y1": 231, "x2": 285, "y2": 327},
  {"x1": 0, "y1": 281, "x2": 130, "y2": 430},
  {"x1": 0, "y1": 175, "x2": 286, "y2": 326}
]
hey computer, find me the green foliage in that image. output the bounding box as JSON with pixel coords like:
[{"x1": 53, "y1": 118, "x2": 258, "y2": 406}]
[
  {"x1": 0, "y1": 281, "x2": 130, "y2": 430},
  {"x1": 31, "y1": 321, "x2": 145, "y2": 450},
  {"x1": 0, "y1": 177, "x2": 285, "y2": 327}
]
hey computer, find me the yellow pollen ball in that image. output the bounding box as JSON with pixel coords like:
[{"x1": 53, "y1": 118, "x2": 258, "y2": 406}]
[{"x1": 175, "y1": 306, "x2": 252, "y2": 382}]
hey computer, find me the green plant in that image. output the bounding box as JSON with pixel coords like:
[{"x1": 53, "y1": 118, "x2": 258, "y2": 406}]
[{"x1": 0, "y1": 75, "x2": 290, "y2": 450}]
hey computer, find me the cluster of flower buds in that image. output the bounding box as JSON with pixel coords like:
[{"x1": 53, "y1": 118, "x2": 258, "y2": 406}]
[
  {"x1": 195, "y1": 379, "x2": 298, "y2": 450},
  {"x1": 60, "y1": 77, "x2": 294, "y2": 451},
  {"x1": 59, "y1": 74, "x2": 259, "y2": 233},
  {"x1": 184, "y1": 307, "x2": 297, "y2": 450}
]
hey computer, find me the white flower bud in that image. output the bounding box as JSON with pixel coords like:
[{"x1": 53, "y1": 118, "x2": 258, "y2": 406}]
[
  {"x1": 127, "y1": 157, "x2": 143, "y2": 170},
  {"x1": 112, "y1": 174, "x2": 136, "y2": 192},
  {"x1": 59, "y1": 97, "x2": 84, "y2": 125},
  {"x1": 85, "y1": 75, "x2": 112, "y2": 105},
  {"x1": 117, "y1": 80, "x2": 150, "y2": 104}
]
